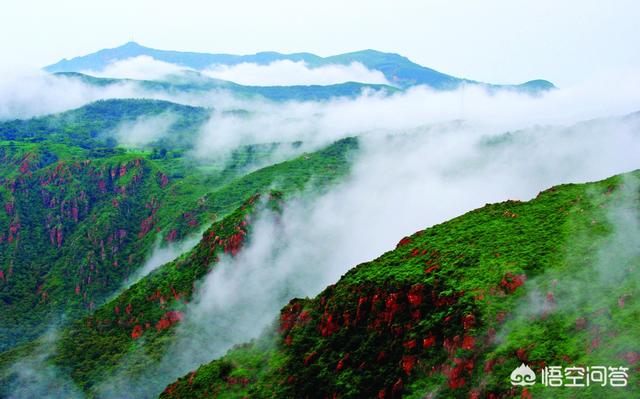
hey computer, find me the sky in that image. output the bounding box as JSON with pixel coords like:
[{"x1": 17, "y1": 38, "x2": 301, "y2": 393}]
[{"x1": 0, "y1": 0, "x2": 638, "y2": 87}]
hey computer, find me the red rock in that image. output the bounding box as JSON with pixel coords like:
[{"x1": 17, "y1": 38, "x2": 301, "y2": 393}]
[
  {"x1": 19, "y1": 159, "x2": 30, "y2": 174},
  {"x1": 423, "y1": 335, "x2": 436, "y2": 349},
  {"x1": 444, "y1": 358, "x2": 467, "y2": 389},
  {"x1": 516, "y1": 348, "x2": 528, "y2": 361},
  {"x1": 622, "y1": 352, "x2": 640, "y2": 365},
  {"x1": 155, "y1": 310, "x2": 184, "y2": 331},
  {"x1": 336, "y1": 355, "x2": 348, "y2": 371},
  {"x1": 407, "y1": 284, "x2": 424, "y2": 306},
  {"x1": 403, "y1": 339, "x2": 417, "y2": 350},
  {"x1": 424, "y1": 265, "x2": 439, "y2": 274},
  {"x1": 131, "y1": 325, "x2": 143, "y2": 339},
  {"x1": 402, "y1": 355, "x2": 417, "y2": 375},
  {"x1": 56, "y1": 229, "x2": 63, "y2": 248},
  {"x1": 304, "y1": 351, "x2": 317, "y2": 366},
  {"x1": 166, "y1": 229, "x2": 178, "y2": 242},
  {"x1": 462, "y1": 335, "x2": 475, "y2": 350},
  {"x1": 463, "y1": 314, "x2": 476, "y2": 330},
  {"x1": 319, "y1": 314, "x2": 340, "y2": 337},
  {"x1": 500, "y1": 272, "x2": 526, "y2": 293}
]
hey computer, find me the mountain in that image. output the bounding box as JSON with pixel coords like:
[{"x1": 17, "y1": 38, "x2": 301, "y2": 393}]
[
  {"x1": 158, "y1": 170, "x2": 640, "y2": 399},
  {"x1": 54, "y1": 71, "x2": 400, "y2": 101},
  {"x1": 0, "y1": 115, "x2": 357, "y2": 397},
  {"x1": 44, "y1": 42, "x2": 555, "y2": 91},
  {"x1": 0, "y1": 98, "x2": 357, "y2": 353}
]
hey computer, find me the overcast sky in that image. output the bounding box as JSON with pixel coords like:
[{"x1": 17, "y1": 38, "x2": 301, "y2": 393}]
[{"x1": 0, "y1": 0, "x2": 638, "y2": 87}]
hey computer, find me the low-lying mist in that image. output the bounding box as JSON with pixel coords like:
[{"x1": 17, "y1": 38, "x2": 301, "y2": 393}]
[
  {"x1": 80, "y1": 55, "x2": 391, "y2": 86},
  {"x1": 201, "y1": 59, "x2": 390, "y2": 86}
]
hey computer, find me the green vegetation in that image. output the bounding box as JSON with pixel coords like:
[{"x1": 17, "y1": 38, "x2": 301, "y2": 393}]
[
  {"x1": 0, "y1": 98, "x2": 208, "y2": 151},
  {"x1": 159, "y1": 171, "x2": 639, "y2": 399},
  {"x1": 0, "y1": 99, "x2": 358, "y2": 358}
]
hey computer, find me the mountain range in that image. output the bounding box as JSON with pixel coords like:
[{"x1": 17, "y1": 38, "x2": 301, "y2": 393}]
[{"x1": 44, "y1": 41, "x2": 555, "y2": 92}]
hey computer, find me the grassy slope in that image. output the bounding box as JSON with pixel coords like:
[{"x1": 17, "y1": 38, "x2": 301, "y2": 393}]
[
  {"x1": 0, "y1": 135, "x2": 358, "y2": 397},
  {"x1": 160, "y1": 171, "x2": 639, "y2": 399},
  {"x1": 0, "y1": 141, "x2": 184, "y2": 349},
  {"x1": 0, "y1": 99, "x2": 357, "y2": 354},
  {"x1": 0, "y1": 100, "x2": 253, "y2": 350}
]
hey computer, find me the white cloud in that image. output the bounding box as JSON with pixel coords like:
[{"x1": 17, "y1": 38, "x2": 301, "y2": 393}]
[
  {"x1": 0, "y1": 70, "x2": 142, "y2": 120},
  {"x1": 83, "y1": 55, "x2": 188, "y2": 80},
  {"x1": 120, "y1": 234, "x2": 201, "y2": 290},
  {"x1": 190, "y1": 69, "x2": 640, "y2": 160},
  {"x1": 113, "y1": 111, "x2": 178, "y2": 147},
  {"x1": 201, "y1": 60, "x2": 390, "y2": 86}
]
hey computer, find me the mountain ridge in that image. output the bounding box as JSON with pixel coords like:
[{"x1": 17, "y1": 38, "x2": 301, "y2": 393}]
[
  {"x1": 159, "y1": 169, "x2": 640, "y2": 399},
  {"x1": 44, "y1": 42, "x2": 555, "y2": 91}
]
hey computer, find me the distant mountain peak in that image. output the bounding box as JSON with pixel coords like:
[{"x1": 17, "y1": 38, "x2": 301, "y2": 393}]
[
  {"x1": 120, "y1": 41, "x2": 145, "y2": 49},
  {"x1": 44, "y1": 42, "x2": 555, "y2": 91}
]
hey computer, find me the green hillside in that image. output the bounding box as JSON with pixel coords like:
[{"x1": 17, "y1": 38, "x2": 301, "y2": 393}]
[
  {"x1": 0, "y1": 99, "x2": 358, "y2": 355},
  {"x1": 159, "y1": 170, "x2": 640, "y2": 399}
]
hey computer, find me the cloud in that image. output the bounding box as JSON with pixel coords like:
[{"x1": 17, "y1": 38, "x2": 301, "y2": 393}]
[
  {"x1": 120, "y1": 234, "x2": 201, "y2": 290},
  {"x1": 83, "y1": 56, "x2": 188, "y2": 80},
  {"x1": 0, "y1": 70, "x2": 144, "y2": 120},
  {"x1": 78, "y1": 55, "x2": 390, "y2": 86},
  {"x1": 6, "y1": 330, "x2": 83, "y2": 399},
  {"x1": 201, "y1": 60, "x2": 390, "y2": 86},
  {"x1": 112, "y1": 111, "x2": 179, "y2": 148},
  {"x1": 189, "y1": 69, "x2": 640, "y2": 161}
]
